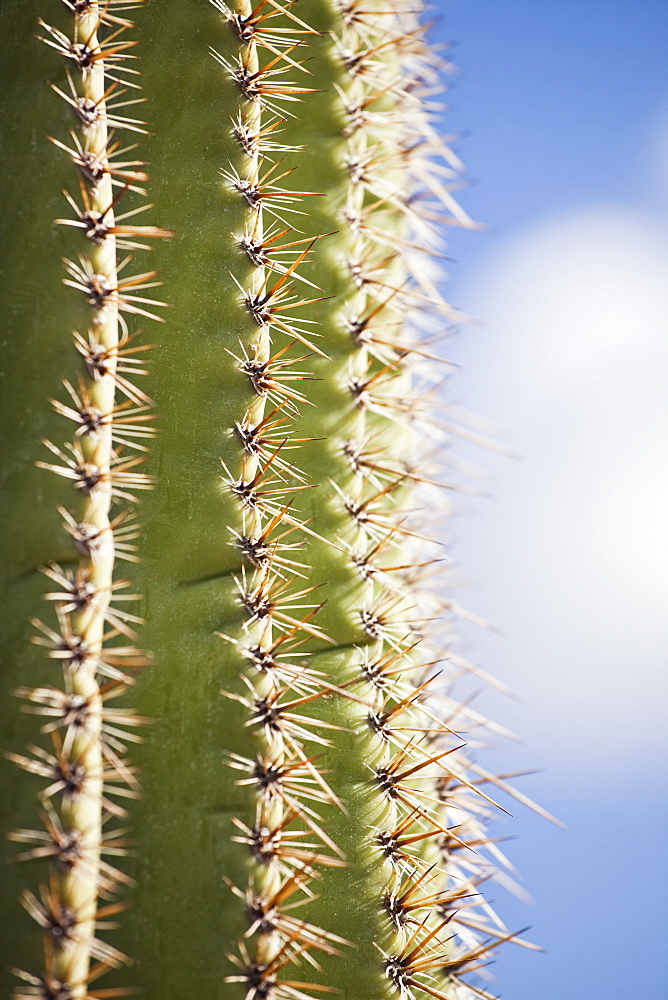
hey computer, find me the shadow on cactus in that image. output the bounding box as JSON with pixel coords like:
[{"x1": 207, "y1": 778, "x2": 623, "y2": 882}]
[{"x1": 0, "y1": 2, "x2": 558, "y2": 999}]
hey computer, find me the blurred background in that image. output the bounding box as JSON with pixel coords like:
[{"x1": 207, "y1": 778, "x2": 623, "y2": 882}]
[{"x1": 432, "y1": 1, "x2": 668, "y2": 997}]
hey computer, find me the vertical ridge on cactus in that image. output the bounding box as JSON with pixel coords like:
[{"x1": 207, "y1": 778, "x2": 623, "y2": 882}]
[
  {"x1": 1, "y1": 2, "x2": 170, "y2": 997},
  {"x1": 0, "y1": 2, "x2": 551, "y2": 998},
  {"x1": 206, "y1": 4, "x2": 354, "y2": 992}
]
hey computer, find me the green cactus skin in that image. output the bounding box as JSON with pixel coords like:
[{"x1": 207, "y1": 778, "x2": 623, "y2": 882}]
[{"x1": 0, "y1": 3, "x2": 552, "y2": 999}]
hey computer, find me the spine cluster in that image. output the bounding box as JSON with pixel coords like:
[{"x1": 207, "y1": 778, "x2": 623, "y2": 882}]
[
  {"x1": 8, "y1": 3, "x2": 167, "y2": 997},
  {"x1": 320, "y1": 2, "x2": 544, "y2": 997},
  {"x1": 211, "y1": 2, "x2": 355, "y2": 995}
]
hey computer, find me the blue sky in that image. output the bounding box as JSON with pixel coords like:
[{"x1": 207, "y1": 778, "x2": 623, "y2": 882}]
[
  {"x1": 442, "y1": 0, "x2": 668, "y2": 227},
  {"x1": 430, "y1": 2, "x2": 668, "y2": 998}
]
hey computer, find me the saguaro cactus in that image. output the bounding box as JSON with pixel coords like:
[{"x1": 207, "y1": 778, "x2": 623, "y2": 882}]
[{"x1": 0, "y1": 2, "x2": 547, "y2": 999}]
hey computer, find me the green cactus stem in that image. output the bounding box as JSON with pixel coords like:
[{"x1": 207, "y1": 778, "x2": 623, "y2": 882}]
[{"x1": 0, "y1": 2, "x2": 556, "y2": 999}]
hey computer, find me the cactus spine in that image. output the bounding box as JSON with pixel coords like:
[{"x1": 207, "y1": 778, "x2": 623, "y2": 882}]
[{"x1": 0, "y1": 2, "x2": 549, "y2": 999}]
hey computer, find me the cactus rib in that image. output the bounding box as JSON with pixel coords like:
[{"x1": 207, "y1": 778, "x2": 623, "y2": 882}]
[
  {"x1": 258, "y1": 4, "x2": 543, "y2": 996},
  {"x1": 7, "y1": 2, "x2": 168, "y2": 996},
  {"x1": 210, "y1": 2, "x2": 355, "y2": 992}
]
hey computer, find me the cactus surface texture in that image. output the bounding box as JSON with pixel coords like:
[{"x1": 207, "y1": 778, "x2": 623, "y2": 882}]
[{"x1": 0, "y1": 2, "x2": 547, "y2": 999}]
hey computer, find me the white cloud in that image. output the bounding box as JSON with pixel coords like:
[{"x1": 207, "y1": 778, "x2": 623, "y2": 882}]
[{"x1": 450, "y1": 208, "x2": 668, "y2": 767}]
